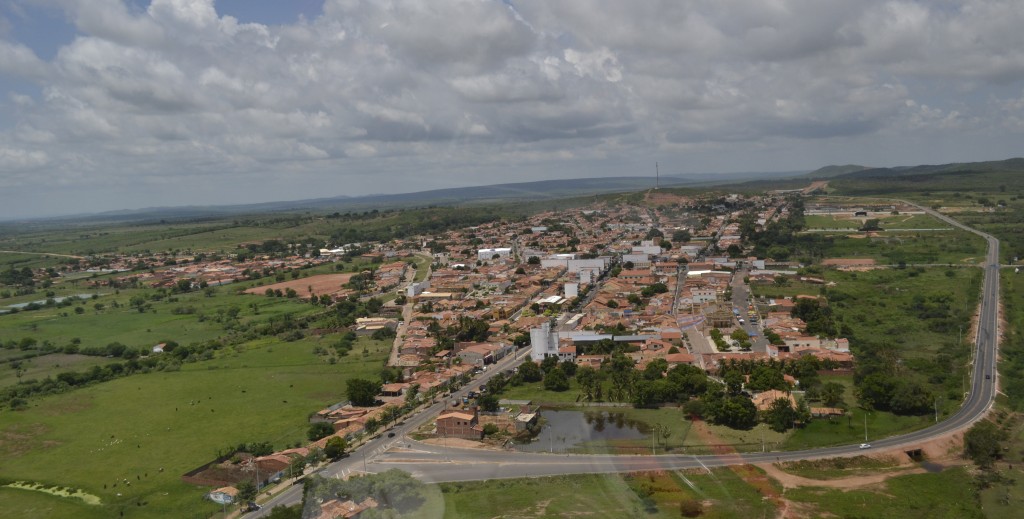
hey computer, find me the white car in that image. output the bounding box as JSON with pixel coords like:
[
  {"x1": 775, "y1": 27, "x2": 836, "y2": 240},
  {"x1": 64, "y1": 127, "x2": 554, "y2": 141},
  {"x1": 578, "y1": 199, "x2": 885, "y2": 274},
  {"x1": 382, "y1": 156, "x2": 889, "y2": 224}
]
[{"x1": 859, "y1": 443, "x2": 872, "y2": 449}]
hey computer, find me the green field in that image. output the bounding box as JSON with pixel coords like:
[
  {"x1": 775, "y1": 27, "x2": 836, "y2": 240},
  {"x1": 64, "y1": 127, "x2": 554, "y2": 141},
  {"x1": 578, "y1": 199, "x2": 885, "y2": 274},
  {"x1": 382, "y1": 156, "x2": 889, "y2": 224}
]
[
  {"x1": 0, "y1": 354, "x2": 120, "y2": 388},
  {"x1": 0, "y1": 285, "x2": 322, "y2": 360},
  {"x1": 436, "y1": 469, "x2": 775, "y2": 519},
  {"x1": 813, "y1": 230, "x2": 986, "y2": 265},
  {"x1": 804, "y1": 215, "x2": 862, "y2": 229},
  {"x1": 0, "y1": 336, "x2": 390, "y2": 519},
  {"x1": 785, "y1": 467, "x2": 983, "y2": 518}
]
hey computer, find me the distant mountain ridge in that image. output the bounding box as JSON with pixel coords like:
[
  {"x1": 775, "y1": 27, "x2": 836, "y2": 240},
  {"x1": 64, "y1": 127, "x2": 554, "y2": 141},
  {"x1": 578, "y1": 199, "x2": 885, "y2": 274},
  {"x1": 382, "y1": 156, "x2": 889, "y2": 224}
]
[
  {"x1": 806, "y1": 164, "x2": 870, "y2": 178},
  {"x1": 17, "y1": 171, "x2": 795, "y2": 224},
  {"x1": 831, "y1": 157, "x2": 1024, "y2": 180}
]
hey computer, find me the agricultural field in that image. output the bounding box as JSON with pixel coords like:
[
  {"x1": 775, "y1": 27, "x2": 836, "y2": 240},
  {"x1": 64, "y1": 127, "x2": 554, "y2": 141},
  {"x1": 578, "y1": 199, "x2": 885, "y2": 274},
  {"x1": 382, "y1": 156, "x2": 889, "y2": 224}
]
[{"x1": 0, "y1": 336, "x2": 391, "y2": 519}]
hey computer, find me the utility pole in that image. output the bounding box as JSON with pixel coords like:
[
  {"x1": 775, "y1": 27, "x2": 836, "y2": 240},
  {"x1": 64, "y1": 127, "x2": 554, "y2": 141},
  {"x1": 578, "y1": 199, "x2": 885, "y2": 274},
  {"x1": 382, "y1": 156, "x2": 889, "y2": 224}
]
[
  {"x1": 655, "y1": 162, "x2": 660, "y2": 190},
  {"x1": 863, "y1": 413, "x2": 868, "y2": 442}
]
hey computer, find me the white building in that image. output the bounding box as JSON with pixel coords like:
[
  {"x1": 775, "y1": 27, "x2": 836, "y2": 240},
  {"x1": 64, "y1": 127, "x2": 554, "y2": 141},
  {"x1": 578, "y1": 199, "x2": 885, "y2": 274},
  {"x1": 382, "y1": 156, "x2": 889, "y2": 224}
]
[
  {"x1": 530, "y1": 321, "x2": 559, "y2": 361},
  {"x1": 477, "y1": 248, "x2": 512, "y2": 261},
  {"x1": 407, "y1": 280, "x2": 430, "y2": 297},
  {"x1": 564, "y1": 283, "x2": 579, "y2": 298},
  {"x1": 622, "y1": 253, "x2": 652, "y2": 268}
]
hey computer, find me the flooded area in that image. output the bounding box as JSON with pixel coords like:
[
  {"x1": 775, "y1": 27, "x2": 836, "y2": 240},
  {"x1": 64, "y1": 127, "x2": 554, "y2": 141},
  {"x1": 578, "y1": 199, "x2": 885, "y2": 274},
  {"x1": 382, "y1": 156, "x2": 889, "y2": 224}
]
[{"x1": 516, "y1": 409, "x2": 649, "y2": 452}]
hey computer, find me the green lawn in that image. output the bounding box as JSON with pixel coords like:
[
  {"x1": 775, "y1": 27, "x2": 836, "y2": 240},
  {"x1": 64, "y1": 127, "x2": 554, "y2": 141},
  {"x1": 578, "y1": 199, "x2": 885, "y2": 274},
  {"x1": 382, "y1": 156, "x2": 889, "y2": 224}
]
[
  {"x1": 499, "y1": 379, "x2": 585, "y2": 405},
  {"x1": 0, "y1": 336, "x2": 390, "y2": 519},
  {"x1": 804, "y1": 215, "x2": 861, "y2": 230}
]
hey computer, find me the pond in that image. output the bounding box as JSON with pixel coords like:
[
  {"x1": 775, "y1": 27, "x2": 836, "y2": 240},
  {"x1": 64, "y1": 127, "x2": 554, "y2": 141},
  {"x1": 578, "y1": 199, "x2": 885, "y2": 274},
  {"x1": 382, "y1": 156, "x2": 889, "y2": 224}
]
[
  {"x1": 6, "y1": 294, "x2": 96, "y2": 309},
  {"x1": 516, "y1": 409, "x2": 649, "y2": 452}
]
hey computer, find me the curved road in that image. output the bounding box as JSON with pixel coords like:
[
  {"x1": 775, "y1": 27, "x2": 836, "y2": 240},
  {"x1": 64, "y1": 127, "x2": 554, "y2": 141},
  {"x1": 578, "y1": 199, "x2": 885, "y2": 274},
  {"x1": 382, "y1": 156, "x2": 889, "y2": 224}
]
[{"x1": 252, "y1": 201, "x2": 1001, "y2": 513}]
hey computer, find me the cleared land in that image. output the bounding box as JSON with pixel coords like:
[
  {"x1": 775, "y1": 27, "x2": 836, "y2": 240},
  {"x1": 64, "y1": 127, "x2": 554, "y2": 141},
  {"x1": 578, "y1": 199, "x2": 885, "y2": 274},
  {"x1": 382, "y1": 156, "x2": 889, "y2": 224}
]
[{"x1": 243, "y1": 272, "x2": 355, "y2": 299}]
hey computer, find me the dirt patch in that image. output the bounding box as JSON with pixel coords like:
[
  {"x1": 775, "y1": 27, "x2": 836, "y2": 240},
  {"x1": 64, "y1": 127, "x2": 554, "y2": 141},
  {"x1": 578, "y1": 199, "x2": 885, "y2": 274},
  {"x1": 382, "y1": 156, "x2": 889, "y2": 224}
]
[
  {"x1": 822, "y1": 258, "x2": 876, "y2": 266},
  {"x1": 418, "y1": 438, "x2": 491, "y2": 449},
  {"x1": 38, "y1": 394, "x2": 94, "y2": 417},
  {"x1": 688, "y1": 419, "x2": 788, "y2": 514},
  {"x1": 760, "y1": 462, "x2": 926, "y2": 491},
  {"x1": 244, "y1": 273, "x2": 354, "y2": 300},
  {"x1": 0, "y1": 423, "x2": 59, "y2": 458}
]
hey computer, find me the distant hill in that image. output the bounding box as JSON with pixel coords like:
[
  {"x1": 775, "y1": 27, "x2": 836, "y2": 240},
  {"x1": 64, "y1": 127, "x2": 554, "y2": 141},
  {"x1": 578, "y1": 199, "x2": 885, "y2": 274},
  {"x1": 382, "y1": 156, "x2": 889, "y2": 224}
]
[
  {"x1": 806, "y1": 164, "x2": 870, "y2": 178},
  {"x1": 19, "y1": 171, "x2": 800, "y2": 224},
  {"x1": 829, "y1": 157, "x2": 1024, "y2": 195}
]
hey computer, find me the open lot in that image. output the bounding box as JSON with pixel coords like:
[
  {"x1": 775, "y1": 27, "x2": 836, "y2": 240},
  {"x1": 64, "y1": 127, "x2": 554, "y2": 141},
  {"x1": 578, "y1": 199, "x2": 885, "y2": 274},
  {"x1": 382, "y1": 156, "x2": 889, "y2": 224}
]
[{"x1": 243, "y1": 272, "x2": 355, "y2": 299}]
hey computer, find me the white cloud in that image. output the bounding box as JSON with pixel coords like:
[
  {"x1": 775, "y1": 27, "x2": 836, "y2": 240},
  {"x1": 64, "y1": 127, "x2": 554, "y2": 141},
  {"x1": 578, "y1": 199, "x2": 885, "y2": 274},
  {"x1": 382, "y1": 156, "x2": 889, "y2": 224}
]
[
  {"x1": 3, "y1": 0, "x2": 1024, "y2": 218},
  {"x1": 0, "y1": 146, "x2": 49, "y2": 170}
]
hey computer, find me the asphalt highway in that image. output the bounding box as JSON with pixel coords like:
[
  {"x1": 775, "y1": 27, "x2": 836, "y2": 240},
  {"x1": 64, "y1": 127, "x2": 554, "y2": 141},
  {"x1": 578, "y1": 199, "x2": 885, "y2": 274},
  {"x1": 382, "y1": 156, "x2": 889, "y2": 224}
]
[{"x1": 251, "y1": 200, "x2": 1001, "y2": 513}]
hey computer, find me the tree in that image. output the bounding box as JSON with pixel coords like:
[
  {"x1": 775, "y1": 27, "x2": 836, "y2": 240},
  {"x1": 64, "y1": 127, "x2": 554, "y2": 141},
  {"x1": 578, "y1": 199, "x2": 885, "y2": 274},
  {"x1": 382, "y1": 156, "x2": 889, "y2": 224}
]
[
  {"x1": 307, "y1": 422, "x2": 334, "y2": 441},
  {"x1": 643, "y1": 358, "x2": 668, "y2": 380},
  {"x1": 347, "y1": 378, "x2": 381, "y2": 407},
  {"x1": 860, "y1": 219, "x2": 882, "y2": 231},
  {"x1": 287, "y1": 456, "x2": 307, "y2": 479},
  {"x1": 964, "y1": 420, "x2": 1005, "y2": 469},
  {"x1": 888, "y1": 380, "x2": 933, "y2": 415},
  {"x1": 713, "y1": 394, "x2": 758, "y2": 429},
  {"x1": 266, "y1": 505, "x2": 302, "y2": 519},
  {"x1": 576, "y1": 365, "x2": 599, "y2": 401},
  {"x1": 527, "y1": 256, "x2": 540, "y2": 265},
  {"x1": 672, "y1": 229, "x2": 691, "y2": 243},
  {"x1": 544, "y1": 368, "x2": 571, "y2": 392},
  {"x1": 364, "y1": 417, "x2": 381, "y2": 435},
  {"x1": 324, "y1": 436, "x2": 347, "y2": 460},
  {"x1": 762, "y1": 397, "x2": 798, "y2": 432},
  {"x1": 680, "y1": 498, "x2": 703, "y2": 517},
  {"x1": 519, "y1": 361, "x2": 543, "y2": 383},
  {"x1": 237, "y1": 481, "x2": 257, "y2": 503},
  {"x1": 482, "y1": 423, "x2": 500, "y2": 436},
  {"x1": 478, "y1": 393, "x2": 499, "y2": 412},
  {"x1": 820, "y1": 382, "x2": 845, "y2": 408}
]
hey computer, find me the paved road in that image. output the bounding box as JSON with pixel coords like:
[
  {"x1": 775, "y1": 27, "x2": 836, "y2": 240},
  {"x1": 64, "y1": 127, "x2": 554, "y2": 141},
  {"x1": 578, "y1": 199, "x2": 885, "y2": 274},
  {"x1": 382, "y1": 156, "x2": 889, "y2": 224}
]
[
  {"x1": 251, "y1": 200, "x2": 1001, "y2": 512},
  {"x1": 729, "y1": 265, "x2": 768, "y2": 353}
]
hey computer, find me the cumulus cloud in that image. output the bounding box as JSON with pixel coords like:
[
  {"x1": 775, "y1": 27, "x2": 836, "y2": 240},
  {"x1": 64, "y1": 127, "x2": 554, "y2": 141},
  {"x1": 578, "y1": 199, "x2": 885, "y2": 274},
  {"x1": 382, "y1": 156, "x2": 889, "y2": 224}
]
[{"x1": 2, "y1": 0, "x2": 1024, "y2": 217}]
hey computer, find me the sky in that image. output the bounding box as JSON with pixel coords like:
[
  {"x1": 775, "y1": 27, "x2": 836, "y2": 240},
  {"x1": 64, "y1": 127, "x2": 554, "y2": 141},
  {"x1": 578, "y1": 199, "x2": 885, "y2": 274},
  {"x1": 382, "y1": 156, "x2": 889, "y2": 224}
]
[{"x1": 1, "y1": 1, "x2": 1023, "y2": 219}]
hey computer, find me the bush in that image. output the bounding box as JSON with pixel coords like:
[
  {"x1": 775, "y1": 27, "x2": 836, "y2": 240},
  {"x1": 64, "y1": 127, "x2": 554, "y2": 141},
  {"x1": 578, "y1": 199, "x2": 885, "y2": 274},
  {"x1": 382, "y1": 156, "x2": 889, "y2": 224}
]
[{"x1": 680, "y1": 498, "x2": 703, "y2": 517}]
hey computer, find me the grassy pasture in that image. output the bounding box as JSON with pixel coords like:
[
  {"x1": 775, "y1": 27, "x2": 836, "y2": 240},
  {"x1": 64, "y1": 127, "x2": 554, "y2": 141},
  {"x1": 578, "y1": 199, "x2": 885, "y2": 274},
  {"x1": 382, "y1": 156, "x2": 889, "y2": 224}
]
[
  {"x1": 0, "y1": 354, "x2": 120, "y2": 389},
  {"x1": 784, "y1": 467, "x2": 983, "y2": 518},
  {"x1": 437, "y1": 468, "x2": 775, "y2": 519},
  {"x1": 812, "y1": 230, "x2": 986, "y2": 265},
  {"x1": 0, "y1": 336, "x2": 390, "y2": 518}
]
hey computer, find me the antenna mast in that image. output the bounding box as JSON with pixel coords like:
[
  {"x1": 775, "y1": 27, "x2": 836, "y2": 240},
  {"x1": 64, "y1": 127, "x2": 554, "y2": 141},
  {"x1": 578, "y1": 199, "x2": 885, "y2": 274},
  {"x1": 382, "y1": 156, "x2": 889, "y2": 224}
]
[{"x1": 655, "y1": 162, "x2": 660, "y2": 190}]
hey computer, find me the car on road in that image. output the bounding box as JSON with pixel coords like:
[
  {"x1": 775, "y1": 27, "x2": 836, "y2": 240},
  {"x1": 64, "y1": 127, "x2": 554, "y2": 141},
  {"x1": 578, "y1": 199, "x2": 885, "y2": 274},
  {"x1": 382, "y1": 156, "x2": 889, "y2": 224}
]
[
  {"x1": 387, "y1": 432, "x2": 396, "y2": 438},
  {"x1": 986, "y1": 374, "x2": 991, "y2": 379},
  {"x1": 859, "y1": 443, "x2": 871, "y2": 449}
]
